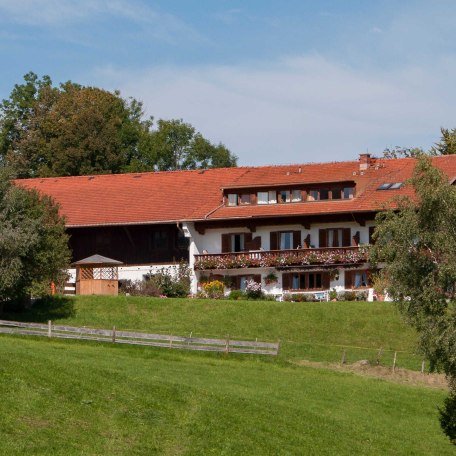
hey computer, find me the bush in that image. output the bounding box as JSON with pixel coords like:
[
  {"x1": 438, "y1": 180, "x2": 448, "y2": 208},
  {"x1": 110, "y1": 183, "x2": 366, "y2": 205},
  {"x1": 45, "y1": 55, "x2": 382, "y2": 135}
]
[
  {"x1": 440, "y1": 392, "x2": 456, "y2": 444},
  {"x1": 245, "y1": 279, "x2": 263, "y2": 300},
  {"x1": 340, "y1": 291, "x2": 357, "y2": 301},
  {"x1": 148, "y1": 261, "x2": 191, "y2": 298},
  {"x1": 228, "y1": 290, "x2": 246, "y2": 300},
  {"x1": 201, "y1": 280, "x2": 225, "y2": 299},
  {"x1": 283, "y1": 293, "x2": 315, "y2": 303},
  {"x1": 119, "y1": 279, "x2": 161, "y2": 297}
]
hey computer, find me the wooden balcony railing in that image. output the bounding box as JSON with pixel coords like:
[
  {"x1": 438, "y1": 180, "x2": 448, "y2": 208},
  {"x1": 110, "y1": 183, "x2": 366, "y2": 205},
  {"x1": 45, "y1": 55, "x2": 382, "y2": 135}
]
[{"x1": 194, "y1": 246, "x2": 369, "y2": 270}]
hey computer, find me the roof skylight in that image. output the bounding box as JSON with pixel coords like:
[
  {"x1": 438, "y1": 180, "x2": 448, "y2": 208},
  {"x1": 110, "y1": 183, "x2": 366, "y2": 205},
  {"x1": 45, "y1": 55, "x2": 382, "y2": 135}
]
[{"x1": 377, "y1": 182, "x2": 403, "y2": 190}]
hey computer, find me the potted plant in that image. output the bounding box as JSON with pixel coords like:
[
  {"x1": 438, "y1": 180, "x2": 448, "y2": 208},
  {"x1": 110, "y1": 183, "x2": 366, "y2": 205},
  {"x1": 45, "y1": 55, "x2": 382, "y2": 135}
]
[
  {"x1": 372, "y1": 271, "x2": 389, "y2": 301},
  {"x1": 264, "y1": 271, "x2": 279, "y2": 286}
]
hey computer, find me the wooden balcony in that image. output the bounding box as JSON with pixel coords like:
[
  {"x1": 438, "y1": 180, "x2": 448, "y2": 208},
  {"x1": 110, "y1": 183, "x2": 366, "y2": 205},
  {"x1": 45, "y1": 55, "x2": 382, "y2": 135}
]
[{"x1": 194, "y1": 246, "x2": 369, "y2": 270}]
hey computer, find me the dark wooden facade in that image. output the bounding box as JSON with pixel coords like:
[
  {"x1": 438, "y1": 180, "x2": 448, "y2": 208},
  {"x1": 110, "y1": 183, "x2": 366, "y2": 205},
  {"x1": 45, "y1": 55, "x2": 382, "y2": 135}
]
[{"x1": 68, "y1": 224, "x2": 189, "y2": 265}]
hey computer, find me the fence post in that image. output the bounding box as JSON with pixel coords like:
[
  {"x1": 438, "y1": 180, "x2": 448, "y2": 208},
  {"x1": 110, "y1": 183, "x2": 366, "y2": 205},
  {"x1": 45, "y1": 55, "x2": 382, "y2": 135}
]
[
  {"x1": 421, "y1": 359, "x2": 425, "y2": 374},
  {"x1": 112, "y1": 326, "x2": 116, "y2": 343},
  {"x1": 169, "y1": 336, "x2": 173, "y2": 348},
  {"x1": 225, "y1": 335, "x2": 230, "y2": 354},
  {"x1": 376, "y1": 347, "x2": 383, "y2": 365},
  {"x1": 393, "y1": 351, "x2": 397, "y2": 372},
  {"x1": 48, "y1": 320, "x2": 52, "y2": 338},
  {"x1": 341, "y1": 349, "x2": 346, "y2": 365}
]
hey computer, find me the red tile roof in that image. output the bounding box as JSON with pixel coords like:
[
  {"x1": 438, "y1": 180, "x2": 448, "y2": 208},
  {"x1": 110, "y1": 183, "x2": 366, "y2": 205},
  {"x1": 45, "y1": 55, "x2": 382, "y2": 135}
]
[{"x1": 15, "y1": 155, "x2": 456, "y2": 227}]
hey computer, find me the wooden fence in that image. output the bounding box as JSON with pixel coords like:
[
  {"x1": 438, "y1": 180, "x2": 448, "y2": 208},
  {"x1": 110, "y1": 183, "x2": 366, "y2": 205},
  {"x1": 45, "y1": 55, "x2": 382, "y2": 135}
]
[{"x1": 0, "y1": 319, "x2": 279, "y2": 356}]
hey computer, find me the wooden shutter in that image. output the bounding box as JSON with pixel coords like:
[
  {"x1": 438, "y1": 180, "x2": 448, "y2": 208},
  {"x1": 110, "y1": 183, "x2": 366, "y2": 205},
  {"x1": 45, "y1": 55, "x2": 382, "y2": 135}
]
[
  {"x1": 344, "y1": 270, "x2": 352, "y2": 289},
  {"x1": 352, "y1": 231, "x2": 360, "y2": 246},
  {"x1": 322, "y1": 272, "x2": 330, "y2": 289},
  {"x1": 244, "y1": 232, "x2": 253, "y2": 251},
  {"x1": 282, "y1": 273, "x2": 291, "y2": 290},
  {"x1": 369, "y1": 226, "x2": 375, "y2": 244},
  {"x1": 303, "y1": 234, "x2": 311, "y2": 248},
  {"x1": 221, "y1": 234, "x2": 231, "y2": 253},
  {"x1": 232, "y1": 276, "x2": 241, "y2": 290},
  {"x1": 293, "y1": 231, "x2": 301, "y2": 249},
  {"x1": 319, "y1": 229, "x2": 327, "y2": 248},
  {"x1": 342, "y1": 228, "x2": 351, "y2": 247},
  {"x1": 252, "y1": 274, "x2": 261, "y2": 284},
  {"x1": 270, "y1": 232, "x2": 279, "y2": 250},
  {"x1": 250, "y1": 236, "x2": 262, "y2": 250}
]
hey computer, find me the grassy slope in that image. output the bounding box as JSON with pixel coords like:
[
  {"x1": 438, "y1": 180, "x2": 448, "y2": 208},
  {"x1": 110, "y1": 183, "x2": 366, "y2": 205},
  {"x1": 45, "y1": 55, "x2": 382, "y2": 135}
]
[
  {"x1": 0, "y1": 336, "x2": 452, "y2": 456},
  {"x1": 5, "y1": 296, "x2": 421, "y2": 369}
]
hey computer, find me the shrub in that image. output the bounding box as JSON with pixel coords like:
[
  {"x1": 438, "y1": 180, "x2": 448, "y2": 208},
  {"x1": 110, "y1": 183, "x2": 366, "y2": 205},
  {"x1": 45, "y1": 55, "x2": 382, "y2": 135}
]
[
  {"x1": 228, "y1": 290, "x2": 246, "y2": 300},
  {"x1": 440, "y1": 392, "x2": 456, "y2": 444},
  {"x1": 283, "y1": 293, "x2": 315, "y2": 303},
  {"x1": 340, "y1": 291, "x2": 357, "y2": 301},
  {"x1": 245, "y1": 279, "x2": 263, "y2": 300},
  {"x1": 147, "y1": 261, "x2": 191, "y2": 298},
  {"x1": 329, "y1": 288, "x2": 338, "y2": 301},
  {"x1": 201, "y1": 280, "x2": 225, "y2": 299},
  {"x1": 119, "y1": 279, "x2": 161, "y2": 297}
]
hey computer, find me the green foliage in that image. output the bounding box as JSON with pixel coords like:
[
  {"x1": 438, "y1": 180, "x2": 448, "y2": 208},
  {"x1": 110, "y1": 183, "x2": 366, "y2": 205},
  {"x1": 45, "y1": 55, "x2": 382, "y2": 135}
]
[
  {"x1": 370, "y1": 155, "x2": 456, "y2": 443},
  {"x1": 432, "y1": 127, "x2": 456, "y2": 155},
  {"x1": 382, "y1": 146, "x2": 427, "y2": 159},
  {"x1": 118, "y1": 279, "x2": 162, "y2": 297},
  {"x1": 440, "y1": 391, "x2": 456, "y2": 444},
  {"x1": 0, "y1": 167, "x2": 70, "y2": 305},
  {"x1": 146, "y1": 262, "x2": 191, "y2": 298},
  {"x1": 0, "y1": 73, "x2": 237, "y2": 177},
  {"x1": 201, "y1": 280, "x2": 225, "y2": 299},
  {"x1": 228, "y1": 290, "x2": 246, "y2": 300}
]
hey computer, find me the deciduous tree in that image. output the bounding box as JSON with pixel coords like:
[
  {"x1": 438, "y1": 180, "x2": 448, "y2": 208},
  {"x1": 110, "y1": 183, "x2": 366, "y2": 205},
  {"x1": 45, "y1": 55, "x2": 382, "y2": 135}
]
[
  {"x1": 0, "y1": 168, "x2": 70, "y2": 307},
  {"x1": 370, "y1": 156, "x2": 456, "y2": 444}
]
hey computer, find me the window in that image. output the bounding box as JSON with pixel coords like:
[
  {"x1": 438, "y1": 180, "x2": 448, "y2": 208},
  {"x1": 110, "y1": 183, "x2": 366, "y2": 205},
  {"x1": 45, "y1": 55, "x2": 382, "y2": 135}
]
[
  {"x1": 343, "y1": 187, "x2": 354, "y2": 199},
  {"x1": 284, "y1": 272, "x2": 326, "y2": 290},
  {"x1": 278, "y1": 190, "x2": 291, "y2": 203},
  {"x1": 279, "y1": 232, "x2": 293, "y2": 250},
  {"x1": 292, "y1": 189, "x2": 302, "y2": 202},
  {"x1": 227, "y1": 194, "x2": 238, "y2": 206},
  {"x1": 308, "y1": 190, "x2": 319, "y2": 201},
  {"x1": 257, "y1": 191, "x2": 269, "y2": 204},
  {"x1": 327, "y1": 229, "x2": 345, "y2": 247},
  {"x1": 319, "y1": 189, "x2": 329, "y2": 200},
  {"x1": 354, "y1": 271, "x2": 368, "y2": 288},
  {"x1": 268, "y1": 190, "x2": 277, "y2": 204},
  {"x1": 345, "y1": 269, "x2": 371, "y2": 289},
  {"x1": 331, "y1": 188, "x2": 342, "y2": 200},
  {"x1": 319, "y1": 228, "x2": 351, "y2": 248},
  {"x1": 377, "y1": 183, "x2": 392, "y2": 190},
  {"x1": 240, "y1": 194, "x2": 251, "y2": 205},
  {"x1": 389, "y1": 182, "x2": 403, "y2": 189},
  {"x1": 231, "y1": 234, "x2": 245, "y2": 252}
]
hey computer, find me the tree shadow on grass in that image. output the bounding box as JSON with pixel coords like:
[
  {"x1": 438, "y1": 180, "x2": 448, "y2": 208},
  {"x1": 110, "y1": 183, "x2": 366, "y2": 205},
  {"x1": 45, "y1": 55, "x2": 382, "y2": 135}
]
[{"x1": 1, "y1": 296, "x2": 75, "y2": 323}]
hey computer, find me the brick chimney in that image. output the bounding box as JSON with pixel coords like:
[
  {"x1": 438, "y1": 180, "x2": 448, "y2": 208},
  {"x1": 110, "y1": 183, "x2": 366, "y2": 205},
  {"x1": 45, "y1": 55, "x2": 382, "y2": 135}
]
[{"x1": 359, "y1": 153, "x2": 371, "y2": 171}]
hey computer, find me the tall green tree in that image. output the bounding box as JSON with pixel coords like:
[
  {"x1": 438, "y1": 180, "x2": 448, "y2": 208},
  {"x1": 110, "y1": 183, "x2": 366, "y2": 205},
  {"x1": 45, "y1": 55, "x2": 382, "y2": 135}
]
[
  {"x1": 370, "y1": 156, "x2": 456, "y2": 444},
  {"x1": 432, "y1": 127, "x2": 456, "y2": 155},
  {"x1": 0, "y1": 167, "x2": 70, "y2": 307},
  {"x1": 0, "y1": 73, "x2": 237, "y2": 177},
  {"x1": 128, "y1": 118, "x2": 237, "y2": 171}
]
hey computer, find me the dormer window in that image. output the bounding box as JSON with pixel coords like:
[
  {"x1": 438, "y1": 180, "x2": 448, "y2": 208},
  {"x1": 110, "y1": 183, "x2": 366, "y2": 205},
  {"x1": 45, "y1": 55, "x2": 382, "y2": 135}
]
[
  {"x1": 278, "y1": 190, "x2": 291, "y2": 203},
  {"x1": 343, "y1": 187, "x2": 354, "y2": 199},
  {"x1": 227, "y1": 194, "x2": 238, "y2": 206},
  {"x1": 257, "y1": 191, "x2": 269, "y2": 204},
  {"x1": 239, "y1": 194, "x2": 251, "y2": 205},
  {"x1": 292, "y1": 189, "x2": 302, "y2": 202}
]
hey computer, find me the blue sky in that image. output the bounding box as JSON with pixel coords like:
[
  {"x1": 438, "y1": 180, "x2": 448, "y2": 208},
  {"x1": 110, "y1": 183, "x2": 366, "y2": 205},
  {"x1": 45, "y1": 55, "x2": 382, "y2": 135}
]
[{"x1": 1, "y1": 1, "x2": 456, "y2": 165}]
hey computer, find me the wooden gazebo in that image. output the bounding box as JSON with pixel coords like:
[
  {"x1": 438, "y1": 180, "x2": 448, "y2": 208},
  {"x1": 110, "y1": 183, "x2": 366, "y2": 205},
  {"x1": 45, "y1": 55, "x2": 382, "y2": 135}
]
[{"x1": 72, "y1": 254, "x2": 123, "y2": 296}]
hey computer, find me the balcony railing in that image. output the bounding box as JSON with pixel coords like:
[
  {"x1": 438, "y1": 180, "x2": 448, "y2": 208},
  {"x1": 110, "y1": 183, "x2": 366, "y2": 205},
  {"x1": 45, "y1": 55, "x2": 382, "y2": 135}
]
[{"x1": 194, "y1": 246, "x2": 370, "y2": 270}]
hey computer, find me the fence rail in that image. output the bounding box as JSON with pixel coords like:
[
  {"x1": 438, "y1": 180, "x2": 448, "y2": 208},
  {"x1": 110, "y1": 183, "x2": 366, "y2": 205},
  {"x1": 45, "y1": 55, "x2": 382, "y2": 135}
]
[{"x1": 0, "y1": 319, "x2": 279, "y2": 356}]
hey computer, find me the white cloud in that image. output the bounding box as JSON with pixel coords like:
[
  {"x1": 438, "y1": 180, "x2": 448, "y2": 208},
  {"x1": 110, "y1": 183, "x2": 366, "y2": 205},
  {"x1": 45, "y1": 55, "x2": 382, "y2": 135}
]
[
  {"x1": 0, "y1": 0, "x2": 198, "y2": 42},
  {"x1": 94, "y1": 54, "x2": 456, "y2": 165}
]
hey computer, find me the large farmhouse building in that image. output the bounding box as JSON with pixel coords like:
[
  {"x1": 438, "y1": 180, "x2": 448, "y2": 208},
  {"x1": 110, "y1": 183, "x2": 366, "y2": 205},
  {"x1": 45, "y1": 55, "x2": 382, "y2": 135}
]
[{"x1": 17, "y1": 154, "x2": 456, "y2": 299}]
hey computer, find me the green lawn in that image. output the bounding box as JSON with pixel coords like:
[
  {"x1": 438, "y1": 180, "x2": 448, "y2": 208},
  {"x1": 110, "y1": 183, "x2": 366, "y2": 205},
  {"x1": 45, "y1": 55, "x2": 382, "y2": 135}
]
[
  {"x1": 0, "y1": 335, "x2": 452, "y2": 455},
  {"x1": 4, "y1": 295, "x2": 421, "y2": 369}
]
